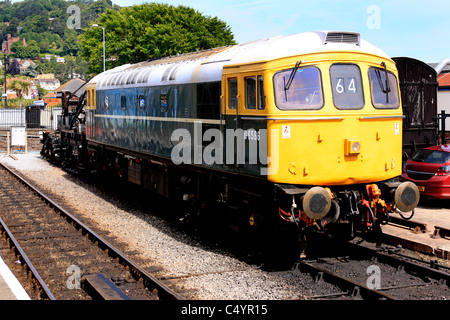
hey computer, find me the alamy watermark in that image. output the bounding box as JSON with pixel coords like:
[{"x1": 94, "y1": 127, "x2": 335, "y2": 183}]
[
  {"x1": 366, "y1": 265, "x2": 381, "y2": 289},
  {"x1": 170, "y1": 122, "x2": 279, "y2": 175},
  {"x1": 66, "y1": 265, "x2": 81, "y2": 290},
  {"x1": 67, "y1": 5, "x2": 81, "y2": 30},
  {"x1": 366, "y1": 5, "x2": 381, "y2": 30}
]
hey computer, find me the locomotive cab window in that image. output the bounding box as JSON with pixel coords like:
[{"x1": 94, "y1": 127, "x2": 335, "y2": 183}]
[
  {"x1": 368, "y1": 67, "x2": 400, "y2": 109},
  {"x1": 228, "y1": 78, "x2": 238, "y2": 109},
  {"x1": 274, "y1": 66, "x2": 323, "y2": 110},
  {"x1": 330, "y1": 64, "x2": 364, "y2": 110},
  {"x1": 245, "y1": 76, "x2": 265, "y2": 110}
]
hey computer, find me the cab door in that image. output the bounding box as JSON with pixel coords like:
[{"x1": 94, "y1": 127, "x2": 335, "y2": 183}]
[
  {"x1": 241, "y1": 75, "x2": 267, "y2": 176},
  {"x1": 222, "y1": 74, "x2": 266, "y2": 174},
  {"x1": 223, "y1": 76, "x2": 241, "y2": 170}
]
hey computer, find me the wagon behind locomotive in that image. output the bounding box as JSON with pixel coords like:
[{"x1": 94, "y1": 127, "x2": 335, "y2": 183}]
[{"x1": 392, "y1": 57, "x2": 439, "y2": 161}]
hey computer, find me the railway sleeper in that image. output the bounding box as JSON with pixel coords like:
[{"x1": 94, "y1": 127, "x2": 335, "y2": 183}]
[{"x1": 15, "y1": 233, "x2": 79, "y2": 241}]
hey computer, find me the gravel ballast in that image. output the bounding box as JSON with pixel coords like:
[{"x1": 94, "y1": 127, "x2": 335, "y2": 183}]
[{"x1": 0, "y1": 153, "x2": 321, "y2": 300}]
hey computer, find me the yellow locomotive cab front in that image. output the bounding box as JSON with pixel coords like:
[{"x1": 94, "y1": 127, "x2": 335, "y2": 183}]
[{"x1": 264, "y1": 53, "x2": 404, "y2": 187}]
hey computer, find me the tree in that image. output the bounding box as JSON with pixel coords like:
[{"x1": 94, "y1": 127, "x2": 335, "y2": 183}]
[
  {"x1": 12, "y1": 39, "x2": 41, "y2": 59},
  {"x1": 65, "y1": 55, "x2": 77, "y2": 79},
  {"x1": 7, "y1": 78, "x2": 30, "y2": 108},
  {"x1": 24, "y1": 64, "x2": 39, "y2": 77},
  {"x1": 79, "y1": 3, "x2": 236, "y2": 74},
  {"x1": 10, "y1": 40, "x2": 27, "y2": 58},
  {"x1": 26, "y1": 40, "x2": 41, "y2": 58},
  {"x1": 7, "y1": 59, "x2": 20, "y2": 75},
  {"x1": 81, "y1": 0, "x2": 116, "y2": 28},
  {"x1": 62, "y1": 29, "x2": 79, "y2": 56},
  {"x1": 74, "y1": 56, "x2": 88, "y2": 79}
]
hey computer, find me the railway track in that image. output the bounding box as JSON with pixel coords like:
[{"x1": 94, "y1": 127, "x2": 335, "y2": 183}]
[
  {"x1": 0, "y1": 162, "x2": 183, "y2": 300},
  {"x1": 1, "y1": 155, "x2": 449, "y2": 301},
  {"x1": 294, "y1": 238, "x2": 450, "y2": 300}
]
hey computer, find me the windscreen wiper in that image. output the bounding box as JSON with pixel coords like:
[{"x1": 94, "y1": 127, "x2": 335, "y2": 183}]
[
  {"x1": 284, "y1": 60, "x2": 301, "y2": 100},
  {"x1": 381, "y1": 62, "x2": 391, "y2": 103}
]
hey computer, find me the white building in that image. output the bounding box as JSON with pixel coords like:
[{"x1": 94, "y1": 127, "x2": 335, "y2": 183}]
[{"x1": 35, "y1": 74, "x2": 60, "y2": 91}]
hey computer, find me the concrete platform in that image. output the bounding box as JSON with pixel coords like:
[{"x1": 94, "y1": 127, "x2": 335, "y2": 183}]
[
  {"x1": 381, "y1": 200, "x2": 450, "y2": 259},
  {"x1": 0, "y1": 257, "x2": 30, "y2": 300}
]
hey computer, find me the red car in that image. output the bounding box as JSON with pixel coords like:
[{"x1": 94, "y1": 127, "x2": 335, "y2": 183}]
[{"x1": 401, "y1": 145, "x2": 450, "y2": 199}]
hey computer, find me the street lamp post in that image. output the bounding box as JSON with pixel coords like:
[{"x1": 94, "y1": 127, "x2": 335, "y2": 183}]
[
  {"x1": 92, "y1": 24, "x2": 105, "y2": 73},
  {"x1": 3, "y1": 52, "x2": 8, "y2": 108}
]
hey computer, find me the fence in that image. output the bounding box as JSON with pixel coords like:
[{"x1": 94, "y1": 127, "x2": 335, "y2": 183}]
[{"x1": 0, "y1": 107, "x2": 62, "y2": 131}]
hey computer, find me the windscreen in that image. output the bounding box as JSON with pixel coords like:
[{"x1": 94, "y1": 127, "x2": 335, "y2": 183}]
[{"x1": 274, "y1": 67, "x2": 323, "y2": 110}]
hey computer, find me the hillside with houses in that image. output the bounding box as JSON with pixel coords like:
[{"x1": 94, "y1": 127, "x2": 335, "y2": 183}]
[{"x1": 0, "y1": 0, "x2": 115, "y2": 108}]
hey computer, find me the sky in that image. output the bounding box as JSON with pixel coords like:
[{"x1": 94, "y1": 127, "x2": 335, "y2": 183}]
[{"x1": 106, "y1": 0, "x2": 450, "y2": 64}]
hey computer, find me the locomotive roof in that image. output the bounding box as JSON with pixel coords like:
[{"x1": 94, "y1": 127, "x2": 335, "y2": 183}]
[{"x1": 91, "y1": 31, "x2": 390, "y2": 90}]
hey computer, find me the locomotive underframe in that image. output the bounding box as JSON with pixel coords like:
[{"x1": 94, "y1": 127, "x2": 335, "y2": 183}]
[{"x1": 42, "y1": 128, "x2": 410, "y2": 262}]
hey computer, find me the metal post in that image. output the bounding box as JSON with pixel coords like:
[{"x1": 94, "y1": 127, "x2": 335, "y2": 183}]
[
  {"x1": 92, "y1": 24, "x2": 105, "y2": 73},
  {"x1": 3, "y1": 52, "x2": 7, "y2": 108},
  {"x1": 102, "y1": 26, "x2": 105, "y2": 73},
  {"x1": 6, "y1": 131, "x2": 9, "y2": 155},
  {"x1": 441, "y1": 110, "x2": 446, "y2": 144}
]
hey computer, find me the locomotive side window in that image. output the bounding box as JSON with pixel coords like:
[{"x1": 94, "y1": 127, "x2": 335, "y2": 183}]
[
  {"x1": 160, "y1": 94, "x2": 168, "y2": 113},
  {"x1": 274, "y1": 67, "x2": 323, "y2": 110},
  {"x1": 245, "y1": 76, "x2": 266, "y2": 110},
  {"x1": 197, "y1": 82, "x2": 220, "y2": 119},
  {"x1": 138, "y1": 95, "x2": 145, "y2": 110},
  {"x1": 121, "y1": 95, "x2": 127, "y2": 110},
  {"x1": 368, "y1": 67, "x2": 400, "y2": 109},
  {"x1": 257, "y1": 75, "x2": 265, "y2": 110},
  {"x1": 104, "y1": 96, "x2": 109, "y2": 110},
  {"x1": 228, "y1": 78, "x2": 238, "y2": 109},
  {"x1": 245, "y1": 77, "x2": 257, "y2": 109},
  {"x1": 330, "y1": 64, "x2": 364, "y2": 110},
  {"x1": 87, "y1": 90, "x2": 91, "y2": 107}
]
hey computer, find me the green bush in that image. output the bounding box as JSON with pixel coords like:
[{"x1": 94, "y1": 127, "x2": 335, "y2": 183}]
[{"x1": 0, "y1": 98, "x2": 34, "y2": 108}]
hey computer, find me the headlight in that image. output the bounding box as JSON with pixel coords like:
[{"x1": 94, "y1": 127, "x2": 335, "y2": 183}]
[
  {"x1": 352, "y1": 141, "x2": 361, "y2": 153},
  {"x1": 345, "y1": 138, "x2": 361, "y2": 156}
]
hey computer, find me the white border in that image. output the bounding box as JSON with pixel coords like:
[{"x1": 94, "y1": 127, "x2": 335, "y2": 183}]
[{"x1": 0, "y1": 257, "x2": 30, "y2": 300}]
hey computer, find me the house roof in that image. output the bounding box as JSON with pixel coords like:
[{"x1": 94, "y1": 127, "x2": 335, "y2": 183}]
[
  {"x1": 55, "y1": 78, "x2": 86, "y2": 97},
  {"x1": 428, "y1": 62, "x2": 450, "y2": 73},
  {"x1": 43, "y1": 91, "x2": 57, "y2": 98},
  {"x1": 37, "y1": 78, "x2": 60, "y2": 83},
  {"x1": 438, "y1": 72, "x2": 450, "y2": 88},
  {"x1": 36, "y1": 74, "x2": 56, "y2": 79}
]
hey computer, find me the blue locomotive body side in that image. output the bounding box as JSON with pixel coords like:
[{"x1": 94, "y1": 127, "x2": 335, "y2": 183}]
[
  {"x1": 89, "y1": 81, "x2": 267, "y2": 177},
  {"x1": 93, "y1": 84, "x2": 197, "y2": 159}
]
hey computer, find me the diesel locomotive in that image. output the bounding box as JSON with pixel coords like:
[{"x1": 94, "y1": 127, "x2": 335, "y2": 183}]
[{"x1": 42, "y1": 31, "x2": 420, "y2": 259}]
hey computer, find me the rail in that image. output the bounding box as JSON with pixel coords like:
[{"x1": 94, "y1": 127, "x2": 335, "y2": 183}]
[
  {"x1": 0, "y1": 215, "x2": 55, "y2": 300},
  {"x1": 0, "y1": 161, "x2": 184, "y2": 300},
  {"x1": 298, "y1": 235, "x2": 450, "y2": 300},
  {"x1": 297, "y1": 260, "x2": 397, "y2": 300}
]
